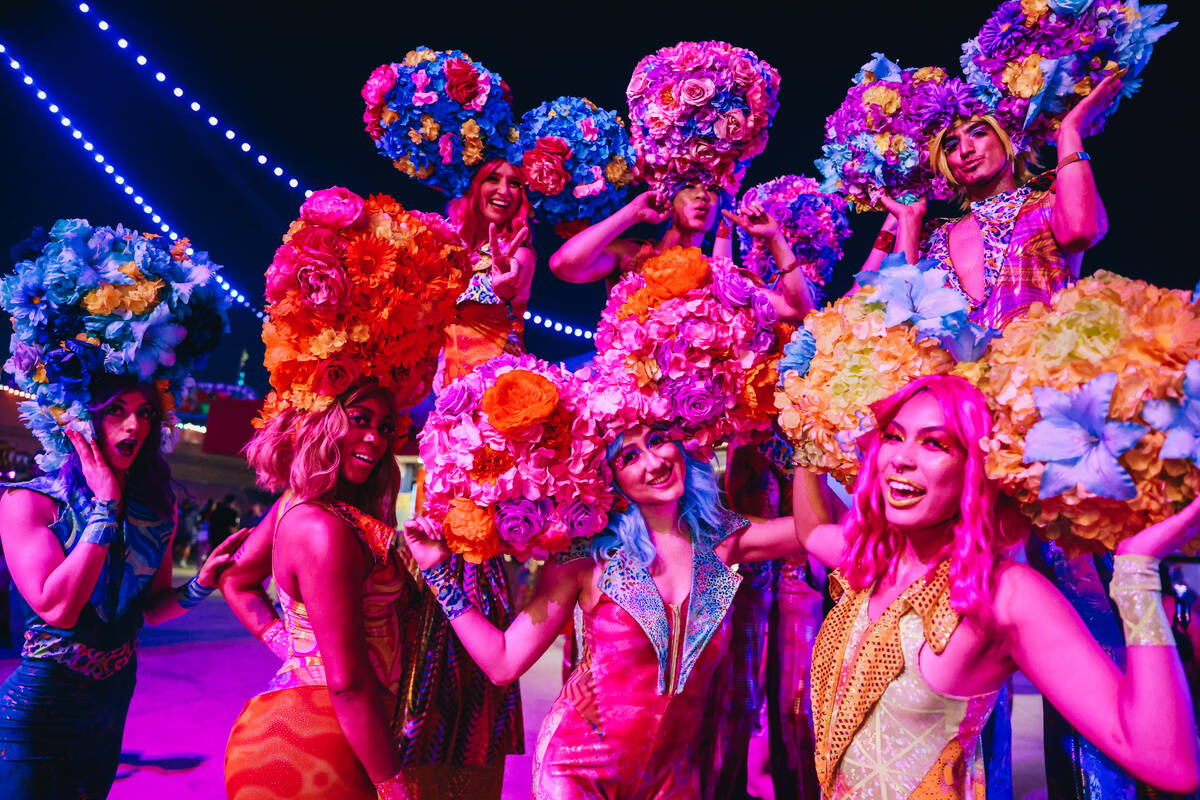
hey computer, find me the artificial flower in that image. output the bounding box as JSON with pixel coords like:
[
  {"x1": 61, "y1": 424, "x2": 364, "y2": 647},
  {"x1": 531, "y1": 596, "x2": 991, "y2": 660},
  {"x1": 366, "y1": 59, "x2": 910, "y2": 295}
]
[{"x1": 1142, "y1": 359, "x2": 1200, "y2": 463}]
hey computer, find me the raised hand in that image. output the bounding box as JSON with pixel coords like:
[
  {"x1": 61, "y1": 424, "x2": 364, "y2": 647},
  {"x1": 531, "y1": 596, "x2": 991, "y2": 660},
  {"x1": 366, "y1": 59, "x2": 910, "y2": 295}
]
[
  {"x1": 877, "y1": 190, "x2": 927, "y2": 224},
  {"x1": 488, "y1": 222, "x2": 530, "y2": 301},
  {"x1": 197, "y1": 526, "x2": 254, "y2": 588},
  {"x1": 1117, "y1": 495, "x2": 1200, "y2": 560},
  {"x1": 401, "y1": 517, "x2": 452, "y2": 570},
  {"x1": 65, "y1": 427, "x2": 121, "y2": 504},
  {"x1": 629, "y1": 189, "x2": 672, "y2": 225},
  {"x1": 1061, "y1": 70, "x2": 1126, "y2": 137},
  {"x1": 722, "y1": 202, "x2": 781, "y2": 241}
]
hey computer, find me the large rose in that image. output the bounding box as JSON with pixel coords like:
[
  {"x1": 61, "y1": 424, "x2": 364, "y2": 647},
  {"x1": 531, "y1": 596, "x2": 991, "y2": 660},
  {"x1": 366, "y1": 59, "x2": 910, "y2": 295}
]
[
  {"x1": 494, "y1": 497, "x2": 551, "y2": 547},
  {"x1": 522, "y1": 137, "x2": 573, "y2": 196},
  {"x1": 714, "y1": 109, "x2": 748, "y2": 142},
  {"x1": 711, "y1": 268, "x2": 753, "y2": 308},
  {"x1": 679, "y1": 77, "x2": 717, "y2": 106},
  {"x1": 443, "y1": 58, "x2": 482, "y2": 106},
  {"x1": 300, "y1": 187, "x2": 365, "y2": 229},
  {"x1": 290, "y1": 225, "x2": 347, "y2": 261},
  {"x1": 296, "y1": 250, "x2": 349, "y2": 311},
  {"x1": 438, "y1": 378, "x2": 478, "y2": 417},
  {"x1": 561, "y1": 498, "x2": 604, "y2": 538},
  {"x1": 481, "y1": 370, "x2": 560, "y2": 434},
  {"x1": 361, "y1": 63, "x2": 398, "y2": 108},
  {"x1": 42, "y1": 339, "x2": 104, "y2": 398},
  {"x1": 662, "y1": 376, "x2": 724, "y2": 427},
  {"x1": 313, "y1": 358, "x2": 360, "y2": 397},
  {"x1": 643, "y1": 247, "x2": 711, "y2": 301},
  {"x1": 442, "y1": 499, "x2": 499, "y2": 564}
]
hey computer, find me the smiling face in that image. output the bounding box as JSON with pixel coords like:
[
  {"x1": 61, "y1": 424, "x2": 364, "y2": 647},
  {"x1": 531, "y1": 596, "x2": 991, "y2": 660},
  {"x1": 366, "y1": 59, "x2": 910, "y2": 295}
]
[
  {"x1": 875, "y1": 391, "x2": 967, "y2": 535},
  {"x1": 941, "y1": 118, "x2": 1012, "y2": 189},
  {"x1": 338, "y1": 393, "x2": 396, "y2": 485},
  {"x1": 671, "y1": 182, "x2": 720, "y2": 234},
  {"x1": 610, "y1": 425, "x2": 686, "y2": 509},
  {"x1": 95, "y1": 388, "x2": 157, "y2": 473},
  {"x1": 476, "y1": 161, "x2": 525, "y2": 227}
]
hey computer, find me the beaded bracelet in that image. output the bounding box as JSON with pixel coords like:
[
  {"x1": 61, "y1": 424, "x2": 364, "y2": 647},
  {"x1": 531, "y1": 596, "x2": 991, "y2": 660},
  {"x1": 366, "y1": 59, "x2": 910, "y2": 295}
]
[
  {"x1": 177, "y1": 576, "x2": 215, "y2": 610},
  {"x1": 80, "y1": 499, "x2": 120, "y2": 546},
  {"x1": 1109, "y1": 554, "x2": 1173, "y2": 647},
  {"x1": 421, "y1": 561, "x2": 473, "y2": 620}
]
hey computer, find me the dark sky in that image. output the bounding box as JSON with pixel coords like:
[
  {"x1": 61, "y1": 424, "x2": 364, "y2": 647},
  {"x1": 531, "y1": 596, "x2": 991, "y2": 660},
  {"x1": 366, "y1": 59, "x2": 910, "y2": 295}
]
[{"x1": 1, "y1": 0, "x2": 1193, "y2": 395}]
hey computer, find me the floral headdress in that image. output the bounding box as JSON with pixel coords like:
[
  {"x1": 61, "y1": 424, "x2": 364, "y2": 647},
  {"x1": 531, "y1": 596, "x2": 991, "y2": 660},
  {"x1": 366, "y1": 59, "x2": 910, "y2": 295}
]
[
  {"x1": 960, "y1": 0, "x2": 1176, "y2": 144},
  {"x1": 817, "y1": 53, "x2": 1008, "y2": 212},
  {"x1": 589, "y1": 246, "x2": 784, "y2": 458},
  {"x1": 259, "y1": 187, "x2": 469, "y2": 429},
  {"x1": 626, "y1": 41, "x2": 781, "y2": 197},
  {"x1": 775, "y1": 255, "x2": 994, "y2": 486},
  {"x1": 1, "y1": 220, "x2": 230, "y2": 472},
  {"x1": 417, "y1": 353, "x2": 614, "y2": 562},
  {"x1": 362, "y1": 48, "x2": 518, "y2": 196},
  {"x1": 512, "y1": 96, "x2": 637, "y2": 239},
  {"x1": 735, "y1": 175, "x2": 852, "y2": 298},
  {"x1": 960, "y1": 271, "x2": 1200, "y2": 554}
]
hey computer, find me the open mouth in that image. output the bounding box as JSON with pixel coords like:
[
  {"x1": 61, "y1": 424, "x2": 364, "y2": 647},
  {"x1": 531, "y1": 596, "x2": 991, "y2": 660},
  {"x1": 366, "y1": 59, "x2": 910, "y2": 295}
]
[
  {"x1": 646, "y1": 468, "x2": 675, "y2": 487},
  {"x1": 352, "y1": 452, "x2": 376, "y2": 467},
  {"x1": 886, "y1": 475, "x2": 926, "y2": 508},
  {"x1": 114, "y1": 438, "x2": 137, "y2": 457},
  {"x1": 488, "y1": 198, "x2": 511, "y2": 210}
]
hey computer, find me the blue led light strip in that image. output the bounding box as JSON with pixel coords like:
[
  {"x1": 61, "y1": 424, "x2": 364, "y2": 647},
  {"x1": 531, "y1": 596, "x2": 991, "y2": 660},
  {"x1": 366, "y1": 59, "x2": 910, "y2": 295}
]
[
  {"x1": 69, "y1": 4, "x2": 597, "y2": 341},
  {"x1": 1, "y1": 39, "x2": 265, "y2": 320},
  {"x1": 74, "y1": 2, "x2": 312, "y2": 198}
]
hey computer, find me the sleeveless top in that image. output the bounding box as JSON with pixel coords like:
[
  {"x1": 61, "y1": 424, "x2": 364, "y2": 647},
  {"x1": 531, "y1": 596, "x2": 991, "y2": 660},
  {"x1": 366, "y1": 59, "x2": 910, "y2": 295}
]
[
  {"x1": 921, "y1": 177, "x2": 1076, "y2": 330},
  {"x1": 811, "y1": 562, "x2": 999, "y2": 800},
  {"x1": 1, "y1": 476, "x2": 174, "y2": 678},
  {"x1": 266, "y1": 502, "x2": 414, "y2": 696},
  {"x1": 437, "y1": 241, "x2": 525, "y2": 387}
]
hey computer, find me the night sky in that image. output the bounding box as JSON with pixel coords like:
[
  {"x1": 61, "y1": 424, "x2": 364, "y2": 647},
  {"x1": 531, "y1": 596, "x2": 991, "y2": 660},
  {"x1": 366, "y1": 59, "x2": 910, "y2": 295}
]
[{"x1": 1, "y1": 0, "x2": 1193, "y2": 396}]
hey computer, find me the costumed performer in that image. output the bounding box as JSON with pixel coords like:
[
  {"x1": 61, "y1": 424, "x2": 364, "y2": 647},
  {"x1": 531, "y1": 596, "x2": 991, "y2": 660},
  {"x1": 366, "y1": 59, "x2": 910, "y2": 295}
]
[
  {"x1": 791, "y1": 373, "x2": 1200, "y2": 799},
  {"x1": 403, "y1": 415, "x2": 833, "y2": 798},
  {"x1": 0, "y1": 221, "x2": 240, "y2": 799}
]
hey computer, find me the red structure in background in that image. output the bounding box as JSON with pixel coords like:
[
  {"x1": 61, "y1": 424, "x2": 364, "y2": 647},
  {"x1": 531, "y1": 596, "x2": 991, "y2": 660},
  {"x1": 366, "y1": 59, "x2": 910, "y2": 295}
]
[{"x1": 202, "y1": 395, "x2": 262, "y2": 456}]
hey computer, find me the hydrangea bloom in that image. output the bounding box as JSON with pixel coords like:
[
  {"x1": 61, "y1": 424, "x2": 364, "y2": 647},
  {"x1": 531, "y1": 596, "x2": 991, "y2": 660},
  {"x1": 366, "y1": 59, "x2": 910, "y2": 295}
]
[
  {"x1": 960, "y1": 0, "x2": 1176, "y2": 144},
  {"x1": 418, "y1": 353, "x2": 614, "y2": 562},
  {"x1": 0, "y1": 222, "x2": 230, "y2": 471},
  {"x1": 363, "y1": 48, "x2": 518, "y2": 196},
  {"x1": 626, "y1": 41, "x2": 781, "y2": 197},
  {"x1": 735, "y1": 175, "x2": 851, "y2": 293},
  {"x1": 512, "y1": 96, "x2": 637, "y2": 238}
]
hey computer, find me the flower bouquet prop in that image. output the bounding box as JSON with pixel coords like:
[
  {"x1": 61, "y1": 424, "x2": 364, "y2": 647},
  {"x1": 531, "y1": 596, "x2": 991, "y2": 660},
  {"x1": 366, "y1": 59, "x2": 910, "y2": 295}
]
[
  {"x1": 775, "y1": 255, "x2": 995, "y2": 486},
  {"x1": 0, "y1": 221, "x2": 230, "y2": 471},
  {"x1": 961, "y1": 0, "x2": 1176, "y2": 143},
  {"x1": 362, "y1": 48, "x2": 518, "y2": 195},
  {"x1": 513, "y1": 96, "x2": 637, "y2": 239},
  {"x1": 736, "y1": 174, "x2": 852, "y2": 295},
  {"x1": 589, "y1": 246, "x2": 784, "y2": 457},
  {"x1": 259, "y1": 187, "x2": 469, "y2": 430},
  {"x1": 816, "y1": 53, "x2": 1005, "y2": 211},
  {"x1": 964, "y1": 271, "x2": 1200, "y2": 553},
  {"x1": 417, "y1": 353, "x2": 614, "y2": 562},
  {"x1": 626, "y1": 40, "x2": 781, "y2": 197}
]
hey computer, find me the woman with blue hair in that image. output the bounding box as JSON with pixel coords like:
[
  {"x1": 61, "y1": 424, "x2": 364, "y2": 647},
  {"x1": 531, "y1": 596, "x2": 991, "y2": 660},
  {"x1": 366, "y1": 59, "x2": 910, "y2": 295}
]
[{"x1": 403, "y1": 424, "x2": 826, "y2": 798}]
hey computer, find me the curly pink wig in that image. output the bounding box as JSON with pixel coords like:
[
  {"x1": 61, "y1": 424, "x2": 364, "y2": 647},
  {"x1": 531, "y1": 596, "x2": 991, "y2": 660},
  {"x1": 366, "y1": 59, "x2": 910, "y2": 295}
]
[
  {"x1": 446, "y1": 158, "x2": 531, "y2": 249},
  {"x1": 839, "y1": 374, "x2": 1027, "y2": 623},
  {"x1": 245, "y1": 380, "x2": 401, "y2": 526}
]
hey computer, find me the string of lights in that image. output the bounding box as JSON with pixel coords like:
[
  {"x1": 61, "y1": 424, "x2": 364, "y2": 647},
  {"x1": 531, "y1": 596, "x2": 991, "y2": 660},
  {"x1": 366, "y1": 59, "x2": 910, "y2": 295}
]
[
  {"x1": 73, "y1": 2, "x2": 313, "y2": 199},
  {"x1": 1, "y1": 39, "x2": 265, "y2": 321},
  {"x1": 68, "y1": 4, "x2": 598, "y2": 340}
]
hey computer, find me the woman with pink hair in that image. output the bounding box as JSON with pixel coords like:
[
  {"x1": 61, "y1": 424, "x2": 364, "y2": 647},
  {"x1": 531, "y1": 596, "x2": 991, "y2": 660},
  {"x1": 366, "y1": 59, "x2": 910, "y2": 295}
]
[{"x1": 793, "y1": 374, "x2": 1200, "y2": 798}]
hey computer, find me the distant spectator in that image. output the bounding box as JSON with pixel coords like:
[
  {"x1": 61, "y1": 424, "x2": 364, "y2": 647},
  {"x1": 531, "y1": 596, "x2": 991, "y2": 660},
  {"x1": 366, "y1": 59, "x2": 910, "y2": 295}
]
[
  {"x1": 195, "y1": 499, "x2": 216, "y2": 566},
  {"x1": 208, "y1": 494, "x2": 241, "y2": 552},
  {"x1": 174, "y1": 497, "x2": 198, "y2": 567}
]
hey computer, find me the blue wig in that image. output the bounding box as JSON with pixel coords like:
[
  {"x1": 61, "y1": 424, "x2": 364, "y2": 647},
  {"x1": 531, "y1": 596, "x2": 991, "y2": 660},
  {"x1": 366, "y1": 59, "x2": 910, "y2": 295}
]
[{"x1": 590, "y1": 435, "x2": 727, "y2": 567}]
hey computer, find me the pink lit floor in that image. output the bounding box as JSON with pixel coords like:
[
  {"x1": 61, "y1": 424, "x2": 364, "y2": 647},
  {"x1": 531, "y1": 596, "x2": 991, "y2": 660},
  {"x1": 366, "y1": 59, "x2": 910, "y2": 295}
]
[{"x1": 0, "y1": 573, "x2": 1050, "y2": 800}]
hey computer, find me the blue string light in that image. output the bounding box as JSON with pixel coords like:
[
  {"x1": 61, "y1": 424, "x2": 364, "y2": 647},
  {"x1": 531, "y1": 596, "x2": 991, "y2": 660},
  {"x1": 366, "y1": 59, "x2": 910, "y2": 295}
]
[
  {"x1": 73, "y1": 2, "x2": 312, "y2": 197},
  {"x1": 523, "y1": 310, "x2": 593, "y2": 339},
  {"x1": 0, "y1": 39, "x2": 266, "y2": 321}
]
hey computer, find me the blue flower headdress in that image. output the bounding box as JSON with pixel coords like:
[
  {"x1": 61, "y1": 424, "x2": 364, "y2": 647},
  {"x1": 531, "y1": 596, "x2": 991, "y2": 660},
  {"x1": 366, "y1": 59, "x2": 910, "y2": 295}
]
[{"x1": 0, "y1": 220, "x2": 230, "y2": 472}]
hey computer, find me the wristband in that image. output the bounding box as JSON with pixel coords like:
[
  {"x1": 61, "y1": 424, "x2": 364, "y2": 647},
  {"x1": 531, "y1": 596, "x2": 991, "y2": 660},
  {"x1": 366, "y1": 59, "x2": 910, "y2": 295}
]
[
  {"x1": 80, "y1": 499, "x2": 120, "y2": 546},
  {"x1": 715, "y1": 221, "x2": 732, "y2": 239},
  {"x1": 1109, "y1": 554, "x2": 1172, "y2": 647},
  {"x1": 873, "y1": 230, "x2": 896, "y2": 252},
  {"x1": 258, "y1": 619, "x2": 290, "y2": 660},
  {"x1": 374, "y1": 772, "x2": 411, "y2": 800},
  {"x1": 1056, "y1": 151, "x2": 1090, "y2": 171},
  {"x1": 421, "y1": 561, "x2": 473, "y2": 620},
  {"x1": 177, "y1": 575, "x2": 215, "y2": 610}
]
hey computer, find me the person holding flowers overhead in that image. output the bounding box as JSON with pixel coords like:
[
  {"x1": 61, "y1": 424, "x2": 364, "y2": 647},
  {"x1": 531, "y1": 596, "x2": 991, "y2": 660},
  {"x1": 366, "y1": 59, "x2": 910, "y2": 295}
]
[{"x1": 0, "y1": 221, "x2": 240, "y2": 798}]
